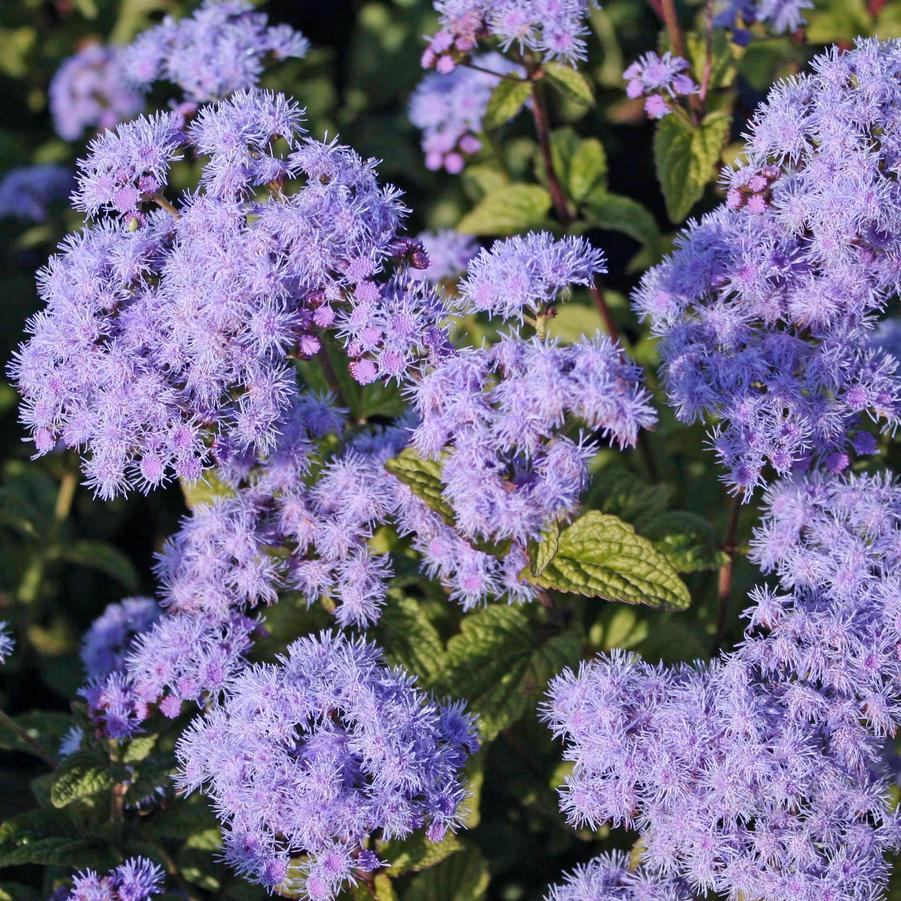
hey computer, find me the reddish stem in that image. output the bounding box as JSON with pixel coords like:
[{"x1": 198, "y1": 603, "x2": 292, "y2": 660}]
[{"x1": 716, "y1": 496, "x2": 742, "y2": 642}]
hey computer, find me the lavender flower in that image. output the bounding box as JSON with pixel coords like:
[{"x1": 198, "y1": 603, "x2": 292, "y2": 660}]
[
  {"x1": 123, "y1": 0, "x2": 308, "y2": 103},
  {"x1": 49, "y1": 44, "x2": 143, "y2": 141},
  {"x1": 0, "y1": 622, "x2": 14, "y2": 664},
  {"x1": 81, "y1": 597, "x2": 161, "y2": 680},
  {"x1": 546, "y1": 853, "x2": 693, "y2": 901},
  {"x1": 411, "y1": 230, "x2": 480, "y2": 284},
  {"x1": 622, "y1": 52, "x2": 697, "y2": 120},
  {"x1": 544, "y1": 472, "x2": 901, "y2": 900},
  {"x1": 11, "y1": 90, "x2": 445, "y2": 498},
  {"x1": 458, "y1": 233, "x2": 606, "y2": 320},
  {"x1": 633, "y1": 39, "x2": 901, "y2": 496},
  {"x1": 175, "y1": 631, "x2": 478, "y2": 899},
  {"x1": 0, "y1": 165, "x2": 72, "y2": 222},
  {"x1": 714, "y1": 0, "x2": 813, "y2": 38},
  {"x1": 422, "y1": 0, "x2": 597, "y2": 71},
  {"x1": 60, "y1": 856, "x2": 164, "y2": 900},
  {"x1": 410, "y1": 54, "x2": 522, "y2": 173}
]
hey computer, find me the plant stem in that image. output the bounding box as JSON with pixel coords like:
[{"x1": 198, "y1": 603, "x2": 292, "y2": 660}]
[
  {"x1": 152, "y1": 193, "x2": 180, "y2": 218},
  {"x1": 529, "y1": 77, "x2": 574, "y2": 227},
  {"x1": 657, "y1": 0, "x2": 702, "y2": 119},
  {"x1": 589, "y1": 281, "x2": 622, "y2": 345},
  {"x1": 0, "y1": 708, "x2": 57, "y2": 767},
  {"x1": 461, "y1": 61, "x2": 524, "y2": 81},
  {"x1": 716, "y1": 496, "x2": 742, "y2": 642}
]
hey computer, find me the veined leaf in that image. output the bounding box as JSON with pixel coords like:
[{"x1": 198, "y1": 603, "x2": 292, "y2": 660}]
[
  {"x1": 457, "y1": 184, "x2": 552, "y2": 236},
  {"x1": 483, "y1": 78, "x2": 532, "y2": 130}
]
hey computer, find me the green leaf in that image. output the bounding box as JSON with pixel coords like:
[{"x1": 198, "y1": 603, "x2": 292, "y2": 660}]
[
  {"x1": 586, "y1": 465, "x2": 673, "y2": 524},
  {"x1": 542, "y1": 129, "x2": 607, "y2": 204},
  {"x1": 0, "y1": 809, "x2": 114, "y2": 869},
  {"x1": 374, "y1": 594, "x2": 445, "y2": 681},
  {"x1": 654, "y1": 111, "x2": 730, "y2": 222},
  {"x1": 585, "y1": 192, "x2": 660, "y2": 249},
  {"x1": 379, "y1": 830, "x2": 462, "y2": 875},
  {"x1": 431, "y1": 606, "x2": 582, "y2": 741},
  {"x1": 529, "y1": 521, "x2": 560, "y2": 577},
  {"x1": 384, "y1": 447, "x2": 454, "y2": 525},
  {"x1": 53, "y1": 540, "x2": 139, "y2": 593},
  {"x1": 457, "y1": 184, "x2": 552, "y2": 236},
  {"x1": 526, "y1": 512, "x2": 691, "y2": 610},
  {"x1": 686, "y1": 30, "x2": 736, "y2": 91},
  {"x1": 180, "y1": 470, "x2": 235, "y2": 509},
  {"x1": 148, "y1": 799, "x2": 219, "y2": 840},
  {"x1": 543, "y1": 62, "x2": 594, "y2": 105},
  {"x1": 50, "y1": 753, "x2": 120, "y2": 808},
  {"x1": 405, "y1": 847, "x2": 490, "y2": 901},
  {"x1": 483, "y1": 78, "x2": 532, "y2": 130},
  {"x1": 639, "y1": 511, "x2": 727, "y2": 573}
]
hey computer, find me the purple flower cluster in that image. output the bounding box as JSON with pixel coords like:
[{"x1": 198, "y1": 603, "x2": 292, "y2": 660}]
[
  {"x1": 80, "y1": 596, "x2": 160, "y2": 679},
  {"x1": 0, "y1": 622, "x2": 14, "y2": 664},
  {"x1": 633, "y1": 39, "x2": 901, "y2": 496},
  {"x1": 714, "y1": 0, "x2": 813, "y2": 38},
  {"x1": 0, "y1": 165, "x2": 73, "y2": 222},
  {"x1": 546, "y1": 852, "x2": 692, "y2": 901},
  {"x1": 410, "y1": 54, "x2": 522, "y2": 173},
  {"x1": 544, "y1": 471, "x2": 901, "y2": 900},
  {"x1": 175, "y1": 631, "x2": 478, "y2": 899},
  {"x1": 124, "y1": 0, "x2": 308, "y2": 103},
  {"x1": 10, "y1": 90, "x2": 447, "y2": 499},
  {"x1": 422, "y1": 0, "x2": 596, "y2": 71},
  {"x1": 622, "y1": 52, "x2": 697, "y2": 120},
  {"x1": 58, "y1": 857, "x2": 164, "y2": 901},
  {"x1": 411, "y1": 230, "x2": 480, "y2": 284},
  {"x1": 49, "y1": 44, "x2": 144, "y2": 141}
]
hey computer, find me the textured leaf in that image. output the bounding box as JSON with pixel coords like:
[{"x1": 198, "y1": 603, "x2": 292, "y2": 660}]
[
  {"x1": 379, "y1": 830, "x2": 462, "y2": 875},
  {"x1": 431, "y1": 606, "x2": 582, "y2": 740},
  {"x1": 543, "y1": 62, "x2": 594, "y2": 105},
  {"x1": 640, "y1": 511, "x2": 727, "y2": 573},
  {"x1": 53, "y1": 540, "x2": 139, "y2": 592},
  {"x1": 405, "y1": 847, "x2": 490, "y2": 901},
  {"x1": 654, "y1": 111, "x2": 730, "y2": 222},
  {"x1": 529, "y1": 521, "x2": 560, "y2": 577},
  {"x1": 544, "y1": 129, "x2": 607, "y2": 204},
  {"x1": 457, "y1": 184, "x2": 552, "y2": 236},
  {"x1": 375, "y1": 594, "x2": 445, "y2": 681},
  {"x1": 586, "y1": 192, "x2": 660, "y2": 249},
  {"x1": 526, "y1": 512, "x2": 691, "y2": 610},
  {"x1": 384, "y1": 447, "x2": 454, "y2": 525},
  {"x1": 50, "y1": 753, "x2": 120, "y2": 808},
  {"x1": 483, "y1": 78, "x2": 532, "y2": 130},
  {"x1": 0, "y1": 809, "x2": 113, "y2": 869},
  {"x1": 148, "y1": 800, "x2": 220, "y2": 840},
  {"x1": 587, "y1": 466, "x2": 673, "y2": 524}
]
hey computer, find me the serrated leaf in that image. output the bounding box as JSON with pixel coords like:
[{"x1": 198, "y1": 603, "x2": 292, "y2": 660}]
[
  {"x1": 529, "y1": 520, "x2": 560, "y2": 577},
  {"x1": 384, "y1": 447, "x2": 454, "y2": 525},
  {"x1": 543, "y1": 62, "x2": 594, "y2": 105},
  {"x1": 53, "y1": 540, "x2": 139, "y2": 592},
  {"x1": 639, "y1": 511, "x2": 727, "y2": 573},
  {"x1": 654, "y1": 111, "x2": 730, "y2": 222},
  {"x1": 0, "y1": 809, "x2": 113, "y2": 869},
  {"x1": 379, "y1": 830, "x2": 462, "y2": 875},
  {"x1": 457, "y1": 184, "x2": 552, "y2": 236},
  {"x1": 526, "y1": 512, "x2": 691, "y2": 610},
  {"x1": 50, "y1": 753, "x2": 120, "y2": 808},
  {"x1": 122, "y1": 734, "x2": 158, "y2": 764},
  {"x1": 586, "y1": 192, "x2": 660, "y2": 249},
  {"x1": 405, "y1": 847, "x2": 490, "y2": 901},
  {"x1": 586, "y1": 466, "x2": 673, "y2": 523},
  {"x1": 483, "y1": 78, "x2": 532, "y2": 130},
  {"x1": 542, "y1": 129, "x2": 607, "y2": 204},
  {"x1": 431, "y1": 606, "x2": 582, "y2": 741},
  {"x1": 375, "y1": 594, "x2": 445, "y2": 680}
]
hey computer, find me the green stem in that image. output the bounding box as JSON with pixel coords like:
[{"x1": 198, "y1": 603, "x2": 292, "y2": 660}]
[{"x1": 0, "y1": 708, "x2": 57, "y2": 767}]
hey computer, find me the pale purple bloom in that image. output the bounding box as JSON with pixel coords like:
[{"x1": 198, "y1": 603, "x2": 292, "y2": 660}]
[
  {"x1": 715, "y1": 0, "x2": 812, "y2": 37},
  {"x1": 81, "y1": 596, "x2": 161, "y2": 679},
  {"x1": 633, "y1": 39, "x2": 901, "y2": 496},
  {"x1": 411, "y1": 230, "x2": 480, "y2": 284},
  {"x1": 623, "y1": 52, "x2": 697, "y2": 119},
  {"x1": 175, "y1": 631, "x2": 478, "y2": 899},
  {"x1": 0, "y1": 165, "x2": 72, "y2": 222},
  {"x1": 62, "y1": 856, "x2": 164, "y2": 900},
  {"x1": 0, "y1": 622, "x2": 13, "y2": 664},
  {"x1": 547, "y1": 853, "x2": 693, "y2": 901},
  {"x1": 49, "y1": 44, "x2": 144, "y2": 141},
  {"x1": 124, "y1": 0, "x2": 308, "y2": 103}
]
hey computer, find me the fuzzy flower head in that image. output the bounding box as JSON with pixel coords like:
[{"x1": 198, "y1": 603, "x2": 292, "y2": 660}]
[
  {"x1": 714, "y1": 0, "x2": 813, "y2": 41},
  {"x1": 422, "y1": 0, "x2": 597, "y2": 71},
  {"x1": 61, "y1": 856, "x2": 164, "y2": 900},
  {"x1": 10, "y1": 90, "x2": 448, "y2": 499},
  {"x1": 0, "y1": 622, "x2": 14, "y2": 664},
  {"x1": 81, "y1": 596, "x2": 161, "y2": 680},
  {"x1": 410, "y1": 54, "x2": 522, "y2": 173},
  {"x1": 0, "y1": 165, "x2": 73, "y2": 223},
  {"x1": 544, "y1": 471, "x2": 901, "y2": 901},
  {"x1": 124, "y1": 0, "x2": 308, "y2": 103},
  {"x1": 175, "y1": 631, "x2": 478, "y2": 900},
  {"x1": 411, "y1": 230, "x2": 480, "y2": 284},
  {"x1": 547, "y1": 853, "x2": 693, "y2": 901},
  {"x1": 633, "y1": 38, "x2": 901, "y2": 497},
  {"x1": 622, "y1": 52, "x2": 698, "y2": 119},
  {"x1": 50, "y1": 44, "x2": 144, "y2": 141}
]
